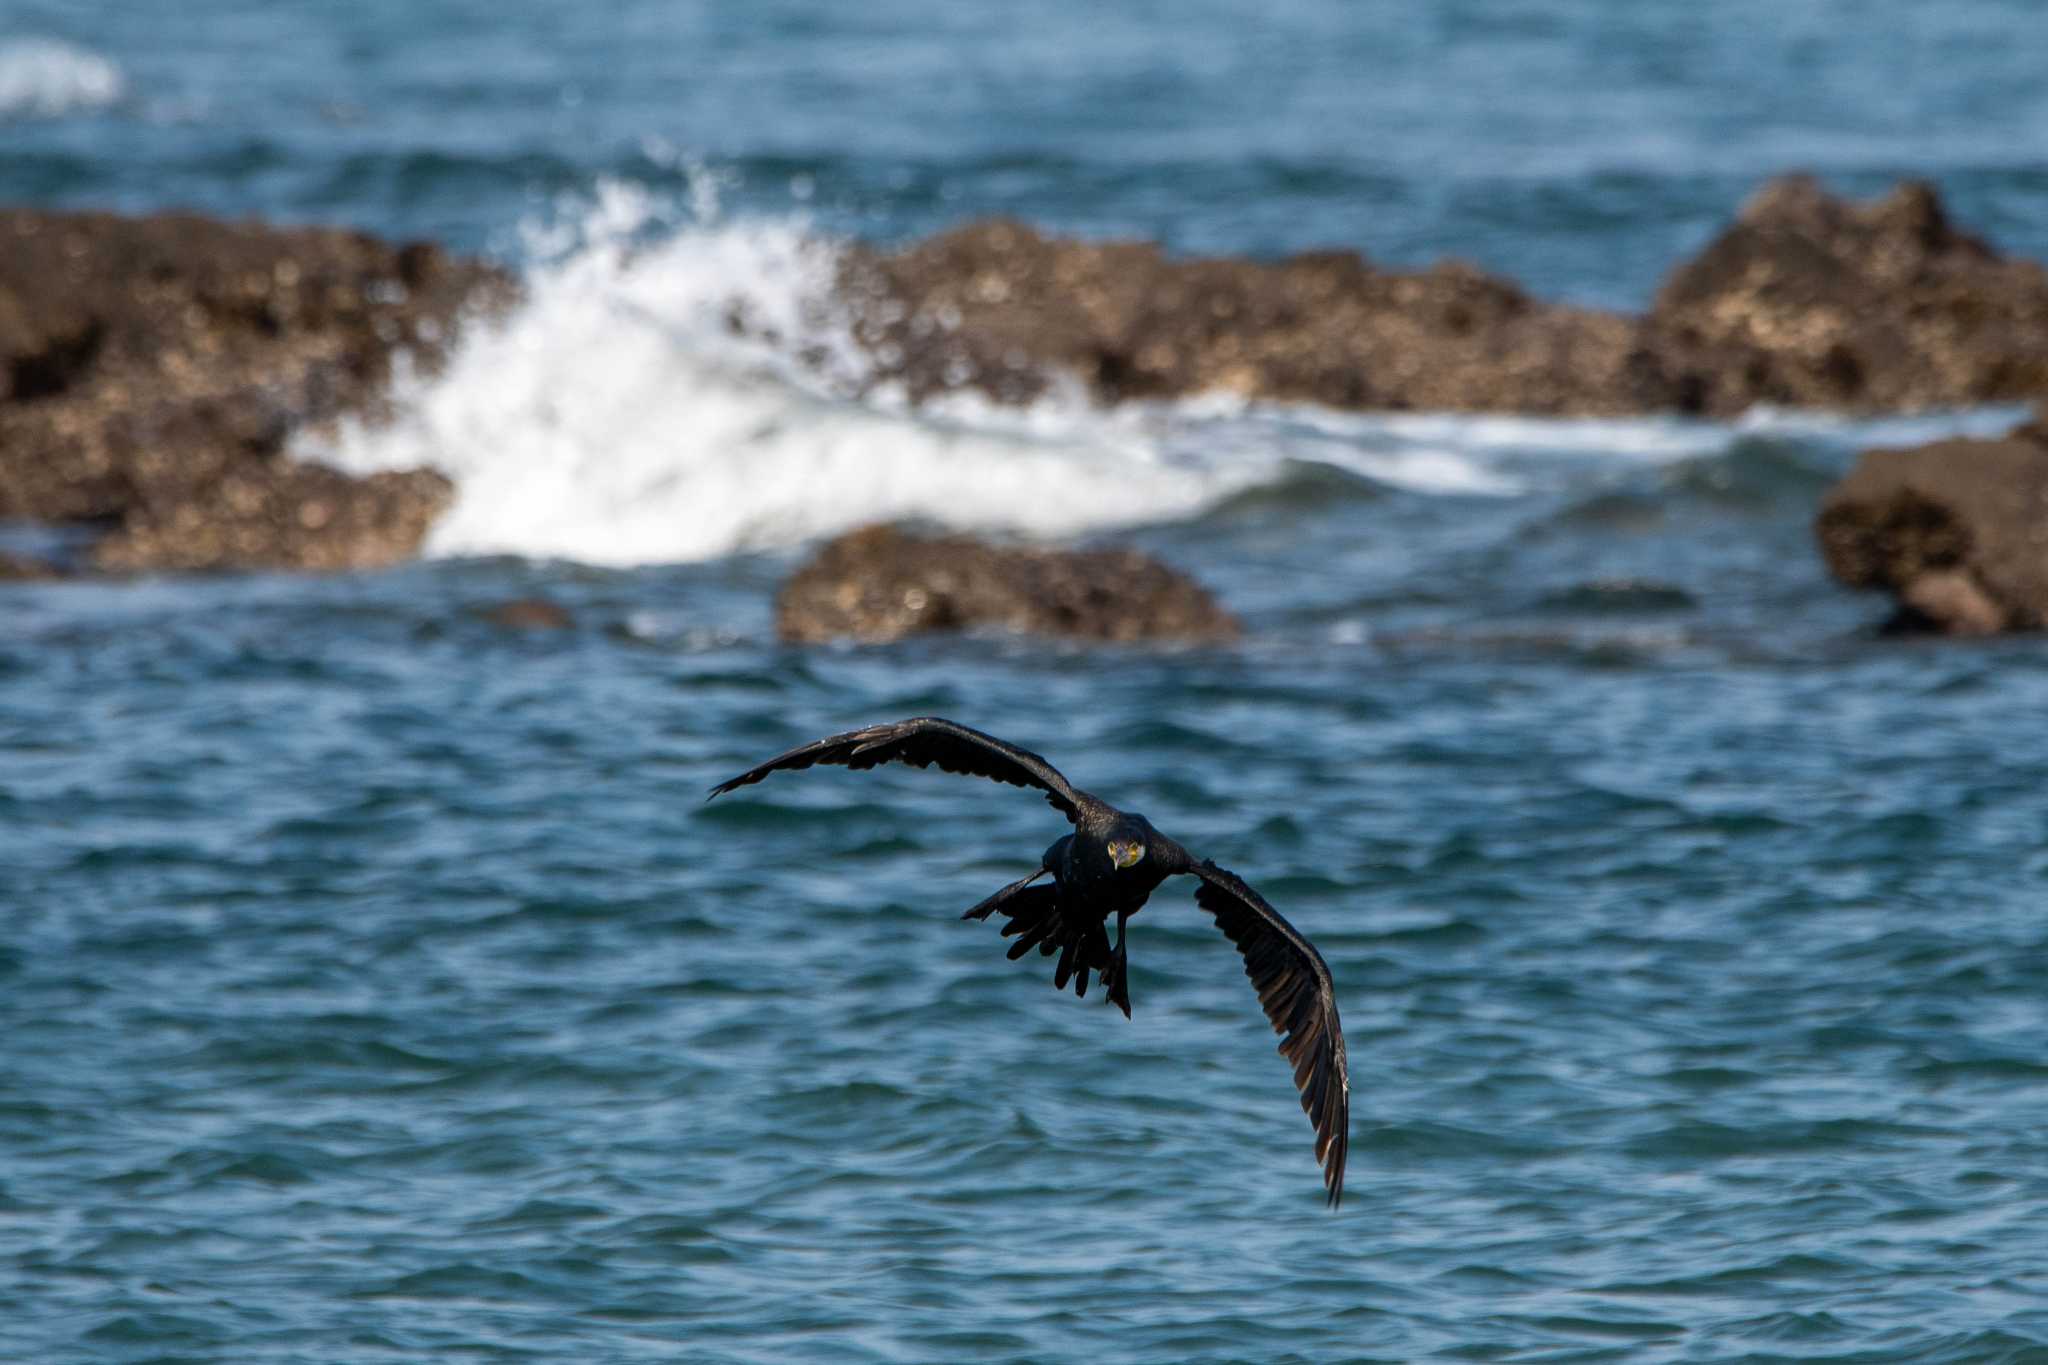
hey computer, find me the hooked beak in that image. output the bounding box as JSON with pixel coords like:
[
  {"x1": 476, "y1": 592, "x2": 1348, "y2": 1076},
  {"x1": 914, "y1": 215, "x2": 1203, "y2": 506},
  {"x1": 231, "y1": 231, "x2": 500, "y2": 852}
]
[{"x1": 1111, "y1": 842, "x2": 1145, "y2": 870}]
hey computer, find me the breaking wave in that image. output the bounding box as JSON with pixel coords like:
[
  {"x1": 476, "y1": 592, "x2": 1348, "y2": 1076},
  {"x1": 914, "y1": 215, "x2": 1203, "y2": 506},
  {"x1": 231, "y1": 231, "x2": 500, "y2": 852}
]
[{"x1": 0, "y1": 39, "x2": 124, "y2": 120}]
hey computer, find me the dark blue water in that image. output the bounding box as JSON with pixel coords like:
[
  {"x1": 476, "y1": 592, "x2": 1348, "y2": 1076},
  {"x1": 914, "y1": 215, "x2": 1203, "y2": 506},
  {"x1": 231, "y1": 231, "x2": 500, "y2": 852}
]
[{"x1": 7, "y1": 4, "x2": 2048, "y2": 1361}]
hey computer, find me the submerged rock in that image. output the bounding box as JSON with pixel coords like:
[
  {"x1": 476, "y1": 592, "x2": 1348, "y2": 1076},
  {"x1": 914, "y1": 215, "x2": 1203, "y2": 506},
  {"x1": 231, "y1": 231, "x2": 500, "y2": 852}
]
[
  {"x1": 0, "y1": 206, "x2": 510, "y2": 572},
  {"x1": 1815, "y1": 414, "x2": 2048, "y2": 634},
  {"x1": 775, "y1": 524, "x2": 1241, "y2": 645},
  {"x1": 831, "y1": 178, "x2": 2048, "y2": 419},
  {"x1": 474, "y1": 596, "x2": 575, "y2": 631},
  {"x1": 0, "y1": 550, "x2": 65, "y2": 581}
]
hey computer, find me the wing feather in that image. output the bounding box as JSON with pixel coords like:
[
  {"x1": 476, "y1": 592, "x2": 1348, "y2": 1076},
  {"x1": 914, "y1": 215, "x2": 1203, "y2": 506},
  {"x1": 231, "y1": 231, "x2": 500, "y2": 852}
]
[
  {"x1": 1185, "y1": 860, "x2": 1351, "y2": 1208},
  {"x1": 707, "y1": 717, "x2": 1086, "y2": 823}
]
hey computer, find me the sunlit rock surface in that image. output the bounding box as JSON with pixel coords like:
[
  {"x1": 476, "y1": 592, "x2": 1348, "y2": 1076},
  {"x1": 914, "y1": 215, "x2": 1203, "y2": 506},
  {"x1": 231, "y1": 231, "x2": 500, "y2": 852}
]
[{"x1": 775, "y1": 524, "x2": 1241, "y2": 645}]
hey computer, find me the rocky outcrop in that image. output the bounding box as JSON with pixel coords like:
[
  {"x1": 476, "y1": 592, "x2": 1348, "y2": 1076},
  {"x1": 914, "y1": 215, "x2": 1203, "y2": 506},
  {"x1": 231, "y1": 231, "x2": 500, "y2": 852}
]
[
  {"x1": 1815, "y1": 411, "x2": 2048, "y2": 634},
  {"x1": 0, "y1": 207, "x2": 509, "y2": 572},
  {"x1": 775, "y1": 524, "x2": 1240, "y2": 644},
  {"x1": 1647, "y1": 177, "x2": 2048, "y2": 415},
  {"x1": 832, "y1": 177, "x2": 2048, "y2": 419},
  {"x1": 837, "y1": 219, "x2": 1676, "y2": 415}
]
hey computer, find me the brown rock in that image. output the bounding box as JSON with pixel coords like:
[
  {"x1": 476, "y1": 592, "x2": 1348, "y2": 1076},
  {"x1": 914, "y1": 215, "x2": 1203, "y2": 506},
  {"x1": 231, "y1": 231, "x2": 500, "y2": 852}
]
[
  {"x1": 2014, "y1": 400, "x2": 2048, "y2": 445},
  {"x1": 775, "y1": 524, "x2": 1241, "y2": 644},
  {"x1": 475, "y1": 596, "x2": 575, "y2": 630},
  {"x1": 0, "y1": 206, "x2": 511, "y2": 570},
  {"x1": 91, "y1": 465, "x2": 454, "y2": 573},
  {"x1": 1648, "y1": 176, "x2": 2048, "y2": 415},
  {"x1": 835, "y1": 219, "x2": 1677, "y2": 416},
  {"x1": 1897, "y1": 570, "x2": 2005, "y2": 637},
  {"x1": 1815, "y1": 420, "x2": 2048, "y2": 634}
]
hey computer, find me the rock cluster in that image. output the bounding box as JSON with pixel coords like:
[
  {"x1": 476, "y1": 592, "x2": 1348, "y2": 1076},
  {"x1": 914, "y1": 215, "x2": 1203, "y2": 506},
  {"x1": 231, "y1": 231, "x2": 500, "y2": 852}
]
[
  {"x1": 774, "y1": 524, "x2": 1241, "y2": 645},
  {"x1": 835, "y1": 176, "x2": 2048, "y2": 419},
  {"x1": 1816, "y1": 410, "x2": 2048, "y2": 635},
  {"x1": 837, "y1": 221, "x2": 1657, "y2": 414},
  {"x1": 11, "y1": 179, "x2": 2048, "y2": 648},
  {"x1": 0, "y1": 207, "x2": 508, "y2": 571}
]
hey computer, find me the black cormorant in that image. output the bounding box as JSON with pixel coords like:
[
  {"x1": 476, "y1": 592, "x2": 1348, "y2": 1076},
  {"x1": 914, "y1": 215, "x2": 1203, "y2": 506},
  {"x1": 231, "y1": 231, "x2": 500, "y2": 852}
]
[{"x1": 708, "y1": 716, "x2": 1350, "y2": 1207}]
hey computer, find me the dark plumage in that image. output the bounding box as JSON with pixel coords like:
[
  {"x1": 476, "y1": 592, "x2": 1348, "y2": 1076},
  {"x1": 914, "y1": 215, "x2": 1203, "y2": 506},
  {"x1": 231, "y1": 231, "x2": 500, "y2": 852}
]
[{"x1": 707, "y1": 716, "x2": 1350, "y2": 1207}]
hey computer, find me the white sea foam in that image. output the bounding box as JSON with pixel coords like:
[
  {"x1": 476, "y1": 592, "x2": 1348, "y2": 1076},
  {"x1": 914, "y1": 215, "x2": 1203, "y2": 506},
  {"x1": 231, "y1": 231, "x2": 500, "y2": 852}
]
[
  {"x1": 1731, "y1": 403, "x2": 2032, "y2": 448},
  {"x1": 305, "y1": 184, "x2": 1268, "y2": 564},
  {"x1": 0, "y1": 39, "x2": 123, "y2": 119},
  {"x1": 302, "y1": 184, "x2": 2022, "y2": 567}
]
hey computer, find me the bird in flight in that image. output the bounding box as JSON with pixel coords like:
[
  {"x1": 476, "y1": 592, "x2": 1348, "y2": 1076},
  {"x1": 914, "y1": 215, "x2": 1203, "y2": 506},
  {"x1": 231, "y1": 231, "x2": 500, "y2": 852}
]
[{"x1": 707, "y1": 716, "x2": 1350, "y2": 1207}]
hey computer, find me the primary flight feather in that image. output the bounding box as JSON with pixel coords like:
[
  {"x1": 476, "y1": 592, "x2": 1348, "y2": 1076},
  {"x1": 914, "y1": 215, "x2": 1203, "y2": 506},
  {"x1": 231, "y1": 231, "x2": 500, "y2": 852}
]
[{"x1": 708, "y1": 716, "x2": 1350, "y2": 1207}]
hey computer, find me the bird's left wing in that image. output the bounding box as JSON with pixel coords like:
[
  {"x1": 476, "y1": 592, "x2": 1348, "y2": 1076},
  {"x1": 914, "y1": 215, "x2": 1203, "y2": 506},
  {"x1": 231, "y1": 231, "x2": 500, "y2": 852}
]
[
  {"x1": 1185, "y1": 860, "x2": 1350, "y2": 1208},
  {"x1": 707, "y1": 716, "x2": 1086, "y2": 824}
]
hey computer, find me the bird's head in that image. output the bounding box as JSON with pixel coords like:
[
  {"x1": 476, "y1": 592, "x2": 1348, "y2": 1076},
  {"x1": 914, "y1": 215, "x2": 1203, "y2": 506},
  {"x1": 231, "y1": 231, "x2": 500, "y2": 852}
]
[{"x1": 1105, "y1": 835, "x2": 1147, "y2": 871}]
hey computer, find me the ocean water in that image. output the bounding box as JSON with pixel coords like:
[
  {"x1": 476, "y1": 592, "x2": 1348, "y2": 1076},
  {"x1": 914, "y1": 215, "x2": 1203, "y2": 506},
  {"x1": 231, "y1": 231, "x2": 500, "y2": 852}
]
[{"x1": 7, "y1": 3, "x2": 2048, "y2": 1361}]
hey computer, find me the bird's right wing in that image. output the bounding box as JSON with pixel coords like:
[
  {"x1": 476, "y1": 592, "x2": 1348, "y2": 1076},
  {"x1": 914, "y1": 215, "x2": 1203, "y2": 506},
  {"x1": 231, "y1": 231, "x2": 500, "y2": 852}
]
[
  {"x1": 1186, "y1": 860, "x2": 1350, "y2": 1208},
  {"x1": 707, "y1": 716, "x2": 1086, "y2": 824}
]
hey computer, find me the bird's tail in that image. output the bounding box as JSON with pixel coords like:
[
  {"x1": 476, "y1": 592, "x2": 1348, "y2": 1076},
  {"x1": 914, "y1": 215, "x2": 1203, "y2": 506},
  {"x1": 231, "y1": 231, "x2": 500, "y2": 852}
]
[
  {"x1": 1099, "y1": 944, "x2": 1131, "y2": 1020},
  {"x1": 969, "y1": 882, "x2": 1118, "y2": 1008}
]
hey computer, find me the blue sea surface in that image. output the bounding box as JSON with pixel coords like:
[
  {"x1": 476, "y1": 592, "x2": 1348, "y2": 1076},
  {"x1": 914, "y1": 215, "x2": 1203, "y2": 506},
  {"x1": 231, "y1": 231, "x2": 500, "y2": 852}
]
[{"x1": 6, "y1": 3, "x2": 2048, "y2": 1361}]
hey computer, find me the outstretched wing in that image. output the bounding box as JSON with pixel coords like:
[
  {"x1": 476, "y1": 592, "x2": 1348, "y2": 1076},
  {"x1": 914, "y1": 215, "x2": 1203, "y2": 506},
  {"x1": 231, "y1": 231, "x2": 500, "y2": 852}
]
[
  {"x1": 1186, "y1": 860, "x2": 1350, "y2": 1208},
  {"x1": 707, "y1": 716, "x2": 1087, "y2": 823}
]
